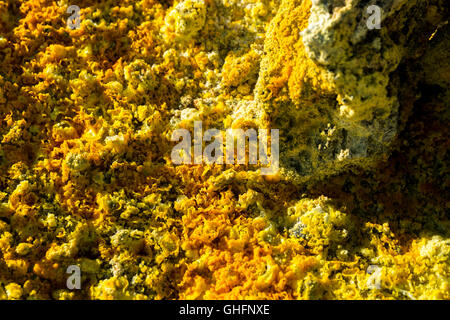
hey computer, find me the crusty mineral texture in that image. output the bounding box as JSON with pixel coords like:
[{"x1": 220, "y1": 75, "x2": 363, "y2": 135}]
[
  {"x1": 0, "y1": 0, "x2": 448, "y2": 300},
  {"x1": 254, "y1": 0, "x2": 448, "y2": 182}
]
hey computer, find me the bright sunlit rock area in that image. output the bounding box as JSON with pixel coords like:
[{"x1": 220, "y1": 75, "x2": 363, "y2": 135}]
[{"x1": 0, "y1": 0, "x2": 448, "y2": 299}]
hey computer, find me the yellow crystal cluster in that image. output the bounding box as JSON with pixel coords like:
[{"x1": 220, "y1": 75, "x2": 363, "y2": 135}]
[{"x1": 0, "y1": 0, "x2": 448, "y2": 299}]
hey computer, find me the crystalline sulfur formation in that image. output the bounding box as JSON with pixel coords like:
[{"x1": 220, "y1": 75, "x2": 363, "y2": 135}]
[
  {"x1": 0, "y1": 0, "x2": 448, "y2": 300},
  {"x1": 255, "y1": 0, "x2": 448, "y2": 181}
]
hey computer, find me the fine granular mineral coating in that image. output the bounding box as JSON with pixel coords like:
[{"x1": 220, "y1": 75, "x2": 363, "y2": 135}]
[
  {"x1": 0, "y1": 0, "x2": 448, "y2": 300},
  {"x1": 255, "y1": 0, "x2": 448, "y2": 182}
]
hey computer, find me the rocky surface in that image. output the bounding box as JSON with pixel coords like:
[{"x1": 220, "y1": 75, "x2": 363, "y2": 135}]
[
  {"x1": 0, "y1": 0, "x2": 448, "y2": 300},
  {"x1": 255, "y1": 0, "x2": 448, "y2": 182}
]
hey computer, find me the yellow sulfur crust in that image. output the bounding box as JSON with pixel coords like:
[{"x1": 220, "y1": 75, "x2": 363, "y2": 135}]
[{"x1": 0, "y1": 0, "x2": 448, "y2": 300}]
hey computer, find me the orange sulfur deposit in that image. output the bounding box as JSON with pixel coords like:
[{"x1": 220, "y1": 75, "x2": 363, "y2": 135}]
[{"x1": 0, "y1": 0, "x2": 449, "y2": 299}]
